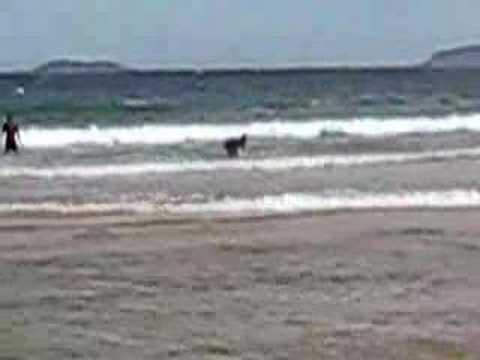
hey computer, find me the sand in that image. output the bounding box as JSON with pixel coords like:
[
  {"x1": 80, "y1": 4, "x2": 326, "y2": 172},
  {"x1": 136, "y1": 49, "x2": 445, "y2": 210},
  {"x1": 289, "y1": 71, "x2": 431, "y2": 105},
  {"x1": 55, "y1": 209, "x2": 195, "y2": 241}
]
[{"x1": 1, "y1": 210, "x2": 480, "y2": 359}]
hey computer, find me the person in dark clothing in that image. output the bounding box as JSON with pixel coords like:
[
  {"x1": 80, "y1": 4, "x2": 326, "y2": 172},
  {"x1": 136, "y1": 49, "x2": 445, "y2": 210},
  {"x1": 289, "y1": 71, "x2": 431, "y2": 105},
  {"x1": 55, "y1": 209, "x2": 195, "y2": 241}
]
[
  {"x1": 2, "y1": 114, "x2": 21, "y2": 154},
  {"x1": 223, "y1": 134, "x2": 247, "y2": 158}
]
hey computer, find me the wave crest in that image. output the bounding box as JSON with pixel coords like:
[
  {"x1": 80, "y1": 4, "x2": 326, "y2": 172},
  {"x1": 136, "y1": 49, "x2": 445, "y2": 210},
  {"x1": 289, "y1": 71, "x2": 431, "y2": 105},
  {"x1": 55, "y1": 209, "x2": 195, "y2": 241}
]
[
  {"x1": 167, "y1": 189, "x2": 480, "y2": 215},
  {"x1": 1, "y1": 189, "x2": 480, "y2": 216},
  {"x1": 20, "y1": 113, "x2": 480, "y2": 148},
  {"x1": 2, "y1": 146, "x2": 480, "y2": 178}
]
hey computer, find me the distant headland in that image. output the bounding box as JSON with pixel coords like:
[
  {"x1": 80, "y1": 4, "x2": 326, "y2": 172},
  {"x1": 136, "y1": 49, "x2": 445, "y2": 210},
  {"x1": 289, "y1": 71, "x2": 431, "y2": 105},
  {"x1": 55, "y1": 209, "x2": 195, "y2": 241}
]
[
  {"x1": 10, "y1": 46, "x2": 480, "y2": 76},
  {"x1": 34, "y1": 59, "x2": 127, "y2": 74},
  {"x1": 426, "y1": 45, "x2": 480, "y2": 69}
]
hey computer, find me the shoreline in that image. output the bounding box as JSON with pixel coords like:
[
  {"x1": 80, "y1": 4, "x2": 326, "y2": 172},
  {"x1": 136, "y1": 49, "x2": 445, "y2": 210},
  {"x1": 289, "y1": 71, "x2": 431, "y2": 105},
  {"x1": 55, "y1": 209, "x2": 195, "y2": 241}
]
[{"x1": 0, "y1": 205, "x2": 480, "y2": 225}]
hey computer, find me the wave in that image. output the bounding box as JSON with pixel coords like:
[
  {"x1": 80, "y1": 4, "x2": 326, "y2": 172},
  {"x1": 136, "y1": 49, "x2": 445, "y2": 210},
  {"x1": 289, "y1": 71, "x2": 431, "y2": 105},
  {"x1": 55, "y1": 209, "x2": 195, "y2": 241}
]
[
  {"x1": 20, "y1": 113, "x2": 480, "y2": 148},
  {"x1": 3, "y1": 146, "x2": 480, "y2": 178},
  {"x1": 166, "y1": 189, "x2": 480, "y2": 215},
  {"x1": 1, "y1": 189, "x2": 480, "y2": 215},
  {"x1": 0, "y1": 202, "x2": 155, "y2": 215}
]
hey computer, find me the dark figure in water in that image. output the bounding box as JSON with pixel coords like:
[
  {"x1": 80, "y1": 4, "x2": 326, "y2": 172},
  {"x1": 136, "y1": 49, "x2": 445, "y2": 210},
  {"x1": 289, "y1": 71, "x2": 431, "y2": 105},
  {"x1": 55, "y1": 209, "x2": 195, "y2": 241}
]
[
  {"x1": 223, "y1": 134, "x2": 247, "y2": 158},
  {"x1": 2, "y1": 114, "x2": 20, "y2": 154}
]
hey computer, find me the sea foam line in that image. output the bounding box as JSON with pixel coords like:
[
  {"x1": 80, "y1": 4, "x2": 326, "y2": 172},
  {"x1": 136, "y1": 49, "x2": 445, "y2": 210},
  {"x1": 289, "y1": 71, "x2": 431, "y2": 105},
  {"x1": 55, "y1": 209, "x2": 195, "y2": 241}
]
[
  {"x1": 2, "y1": 146, "x2": 480, "y2": 178},
  {"x1": 1, "y1": 189, "x2": 480, "y2": 215},
  {"x1": 20, "y1": 113, "x2": 480, "y2": 148},
  {"x1": 0, "y1": 202, "x2": 155, "y2": 215},
  {"x1": 165, "y1": 189, "x2": 480, "y2": 215}
]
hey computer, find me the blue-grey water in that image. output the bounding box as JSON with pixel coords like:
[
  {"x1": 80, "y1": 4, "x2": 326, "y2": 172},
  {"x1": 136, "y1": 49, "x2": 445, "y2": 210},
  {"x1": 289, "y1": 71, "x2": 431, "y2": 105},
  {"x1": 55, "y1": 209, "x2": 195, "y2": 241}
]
[{"x1": 2, "y1": 68, "x2": 480, "y2": 215}]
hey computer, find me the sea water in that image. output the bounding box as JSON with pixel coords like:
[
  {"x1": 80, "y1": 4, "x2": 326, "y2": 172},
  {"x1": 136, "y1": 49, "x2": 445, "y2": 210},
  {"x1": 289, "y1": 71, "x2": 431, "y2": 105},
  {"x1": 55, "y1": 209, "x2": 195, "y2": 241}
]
[{"x1": 2, "y1": 68, "x2": 480, "y2": 215}]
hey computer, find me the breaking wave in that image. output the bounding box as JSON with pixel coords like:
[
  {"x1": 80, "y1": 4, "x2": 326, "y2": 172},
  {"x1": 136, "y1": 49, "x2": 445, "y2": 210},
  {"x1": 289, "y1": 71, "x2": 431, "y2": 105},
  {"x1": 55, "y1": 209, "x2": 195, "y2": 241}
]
[
  {"x1": 3, "y1": 146, "x2": 480, "y2": 178},
  {"x1": 20, "y1": 113, "x2": 480, "y2": 148},
  {"x1": 166, "y1": 189, "x2": 480, "y2": 215},
  {"x1": 1, "y1": 189, "x2": 480, "y2": 216}
]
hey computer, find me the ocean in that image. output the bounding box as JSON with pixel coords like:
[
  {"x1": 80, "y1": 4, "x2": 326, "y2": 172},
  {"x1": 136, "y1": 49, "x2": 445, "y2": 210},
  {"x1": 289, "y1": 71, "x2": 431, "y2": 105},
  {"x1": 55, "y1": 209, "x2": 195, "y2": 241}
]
[{"x1": 2, "y1": 68, "x2": 480, "y2": 216}]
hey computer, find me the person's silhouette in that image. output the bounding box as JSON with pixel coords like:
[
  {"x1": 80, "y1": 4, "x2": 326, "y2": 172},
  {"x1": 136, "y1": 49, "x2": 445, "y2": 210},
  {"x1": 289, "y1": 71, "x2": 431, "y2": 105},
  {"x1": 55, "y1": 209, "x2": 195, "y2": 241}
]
[
  {"x1": 2, "y1": 113, "x2": 21, "y2": 154},
  {"x1": 223, "y1": 134, "x2": 247, "y2": 158}
]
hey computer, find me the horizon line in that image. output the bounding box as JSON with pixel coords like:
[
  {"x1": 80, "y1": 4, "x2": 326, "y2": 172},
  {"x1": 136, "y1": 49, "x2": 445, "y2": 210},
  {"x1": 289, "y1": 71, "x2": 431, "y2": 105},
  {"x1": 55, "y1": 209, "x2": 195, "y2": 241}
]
[
  {"x1": 1, "y1": 42, "x2": 479, "y2": 73},
  {"x1": 0, "y1": 60, "x2": 428, "y2": 75}
]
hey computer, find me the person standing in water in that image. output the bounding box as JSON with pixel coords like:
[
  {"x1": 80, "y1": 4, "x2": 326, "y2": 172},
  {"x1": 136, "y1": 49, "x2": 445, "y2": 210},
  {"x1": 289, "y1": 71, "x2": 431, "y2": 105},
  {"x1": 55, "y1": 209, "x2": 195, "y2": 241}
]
[{"x1": 2, "y1": 113, "x2": 21, "y2": 154}]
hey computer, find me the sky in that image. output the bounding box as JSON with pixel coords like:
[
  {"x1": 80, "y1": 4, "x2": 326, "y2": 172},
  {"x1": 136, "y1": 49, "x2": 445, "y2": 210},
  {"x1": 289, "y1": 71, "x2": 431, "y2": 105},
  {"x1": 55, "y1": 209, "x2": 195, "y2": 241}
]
[{"x1": 0, "y1": 0, "x2": 479, "y2": 70}]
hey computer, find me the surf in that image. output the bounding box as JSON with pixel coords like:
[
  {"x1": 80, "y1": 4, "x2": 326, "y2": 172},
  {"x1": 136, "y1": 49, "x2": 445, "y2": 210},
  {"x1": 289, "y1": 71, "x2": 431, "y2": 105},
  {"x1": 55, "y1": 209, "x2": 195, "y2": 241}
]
[
  {"x1": 166, "y1": 189, "x2": 480, "y2": 215},
  {"x1": 19, "y1": 113, "x2": 480, "y2": 148},
  {"x1": 1, "y1": 189, "x2": 480, "y2": 215},
  {"x1": 2, "y1": 146, "x2": 480, "y2": 178}
]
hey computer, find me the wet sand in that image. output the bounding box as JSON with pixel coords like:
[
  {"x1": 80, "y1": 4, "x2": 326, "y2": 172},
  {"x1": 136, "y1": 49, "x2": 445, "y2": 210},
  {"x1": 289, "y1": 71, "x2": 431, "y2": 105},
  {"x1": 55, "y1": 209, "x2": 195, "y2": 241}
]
[{"x1": 1, "y1": 210, "x2": 480, "y2": 359}]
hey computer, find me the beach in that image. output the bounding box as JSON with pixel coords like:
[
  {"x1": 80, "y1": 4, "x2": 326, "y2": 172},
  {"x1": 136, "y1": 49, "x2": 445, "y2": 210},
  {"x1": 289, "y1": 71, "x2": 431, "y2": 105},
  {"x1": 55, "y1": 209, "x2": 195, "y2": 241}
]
[
  {"x1": 4, "y1": 1, "x2": 480, "y2": 358},
  {"x1": 2, "y1": 209, "x2": 480, "y2": 359},
  {"x1": 1, "y1": 68, "x2": 480, "y2": 358}
]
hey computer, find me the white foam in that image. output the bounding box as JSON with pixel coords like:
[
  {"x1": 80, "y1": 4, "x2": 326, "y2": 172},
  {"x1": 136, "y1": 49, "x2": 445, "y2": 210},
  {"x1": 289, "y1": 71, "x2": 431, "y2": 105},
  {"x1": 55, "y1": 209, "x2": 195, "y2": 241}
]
[
  {"x1": 20, "y1": 113, "x2": 480, "y2": 148},
  {"x1": 0, "y1": 202, "x2": 155, "y2": 215},
  {"x1": 3, "y1": 146, "x2": 480, "y2": 178},
  {"x1": 1, "y1": 189, "x2": 479, "y2": 216},
  {"x1": 166, "y1": 189, "x2": 480, "y2": 215}
]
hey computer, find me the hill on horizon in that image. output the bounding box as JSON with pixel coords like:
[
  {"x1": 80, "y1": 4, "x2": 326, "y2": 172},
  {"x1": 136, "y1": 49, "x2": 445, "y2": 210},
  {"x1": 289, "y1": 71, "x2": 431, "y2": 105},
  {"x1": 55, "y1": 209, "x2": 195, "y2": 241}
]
[
  {"x1": 34, "y1": 59, "x2": 127, "y2": 74},
  {"x1": 26, "y1": 46, "x2": 480, "y2": 74},
  {"x1": 426, "y1": 45, "x2": 480, "y2": 69}
]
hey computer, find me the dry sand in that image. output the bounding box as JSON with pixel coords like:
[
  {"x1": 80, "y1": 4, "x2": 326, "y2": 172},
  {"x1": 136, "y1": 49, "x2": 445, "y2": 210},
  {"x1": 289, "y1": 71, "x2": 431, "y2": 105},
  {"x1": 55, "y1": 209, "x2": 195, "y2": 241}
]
[{"x1": 1, "y1": 210, "x2": 480, "y2": 359}]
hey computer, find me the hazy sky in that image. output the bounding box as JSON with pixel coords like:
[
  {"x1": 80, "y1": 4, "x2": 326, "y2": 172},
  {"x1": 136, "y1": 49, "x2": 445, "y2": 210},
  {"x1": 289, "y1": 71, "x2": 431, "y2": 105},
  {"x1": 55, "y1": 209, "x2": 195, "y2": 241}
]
[{"x1": 0, "y1": 0, "x2": 479, "y2": 69}]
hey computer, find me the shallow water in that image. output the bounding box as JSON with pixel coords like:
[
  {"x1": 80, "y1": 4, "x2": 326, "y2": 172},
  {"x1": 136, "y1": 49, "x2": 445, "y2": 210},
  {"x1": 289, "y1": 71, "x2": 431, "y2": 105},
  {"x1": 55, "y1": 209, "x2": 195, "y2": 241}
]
[{"x1": 2, "y1": 69, "x2": 480, "y2": 215}]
